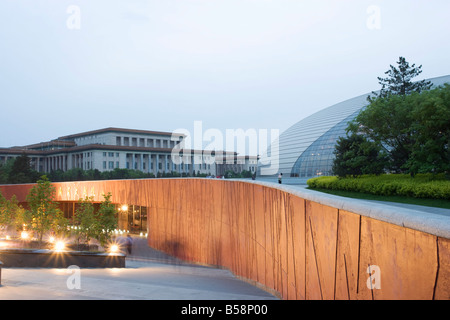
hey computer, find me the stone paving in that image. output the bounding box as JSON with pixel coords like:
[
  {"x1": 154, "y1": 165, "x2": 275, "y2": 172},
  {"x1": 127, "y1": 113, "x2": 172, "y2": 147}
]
[{"x1": 0, "y1": 236, "x2": 278, "y2": 300}]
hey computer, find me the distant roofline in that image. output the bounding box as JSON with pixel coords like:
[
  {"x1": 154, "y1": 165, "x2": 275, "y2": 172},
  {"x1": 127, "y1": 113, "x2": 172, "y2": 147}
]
[
  {"x1": 0, "y1": 145, "x2": 238, "y2": 156},
  {"x1": 58, "y1": 127, "x2": 185, "y2": 140},
  {"x1": 18, "y1": 139, "x2": 77, "y2": 150}
]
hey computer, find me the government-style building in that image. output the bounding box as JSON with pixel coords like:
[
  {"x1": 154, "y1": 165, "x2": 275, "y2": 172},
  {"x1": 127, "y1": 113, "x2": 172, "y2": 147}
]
[{"x1": 0, "y1": 127, "x2": 257, "y2": 177}]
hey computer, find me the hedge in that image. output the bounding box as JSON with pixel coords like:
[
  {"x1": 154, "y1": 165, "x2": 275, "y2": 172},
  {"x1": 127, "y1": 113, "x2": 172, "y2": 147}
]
[{"x1": 307, "y1": 174, "x2": 450, "y2": 200}]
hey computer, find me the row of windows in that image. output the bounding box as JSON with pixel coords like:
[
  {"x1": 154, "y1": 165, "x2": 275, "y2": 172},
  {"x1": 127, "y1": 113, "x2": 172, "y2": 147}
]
[
  {"x1": 116, "y1": 136, "x2": 179, "y2": 149},
  {"x1": 103, "y1": 161, "x2": 212, "y2": 172},
  {"x1": 103, "y1": 152, "x2": 119, "y2": 158}
]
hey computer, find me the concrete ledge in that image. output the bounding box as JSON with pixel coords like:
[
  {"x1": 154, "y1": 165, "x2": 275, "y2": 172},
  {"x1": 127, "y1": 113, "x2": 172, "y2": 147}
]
[
  {"x1": 243, "y1": 180, "x2": 450, "y2": 239},
  {"x1": 0, "y1": 248, "x2": 126, "y2": 268}
]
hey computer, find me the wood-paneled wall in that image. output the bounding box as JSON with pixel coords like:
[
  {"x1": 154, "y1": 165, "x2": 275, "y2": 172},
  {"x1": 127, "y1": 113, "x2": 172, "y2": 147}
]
[{"x1": 1, "y1": 179, "x2": 449, "y2": 300}]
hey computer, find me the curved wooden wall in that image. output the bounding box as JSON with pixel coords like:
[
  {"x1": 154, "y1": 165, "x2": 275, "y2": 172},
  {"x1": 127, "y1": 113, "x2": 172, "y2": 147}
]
[{"x1": 1, "y1": 179, "x2": 449, "y2": 300}]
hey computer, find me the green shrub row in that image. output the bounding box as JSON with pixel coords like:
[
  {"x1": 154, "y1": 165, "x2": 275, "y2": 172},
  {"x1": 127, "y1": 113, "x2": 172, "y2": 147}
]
[{"x1": 307, "y1": 174, "x2": 450, "y2": 200}]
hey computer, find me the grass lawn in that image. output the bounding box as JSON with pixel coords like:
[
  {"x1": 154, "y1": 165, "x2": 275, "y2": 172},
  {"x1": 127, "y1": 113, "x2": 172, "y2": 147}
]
[{"x1": 309, "y1": 188, "x2": 450, "y2": 210}]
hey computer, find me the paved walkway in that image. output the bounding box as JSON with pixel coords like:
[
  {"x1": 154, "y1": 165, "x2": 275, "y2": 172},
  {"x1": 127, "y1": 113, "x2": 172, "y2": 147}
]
[{"x1": 0, "y1": 237, "x2": 278, "y2": 300}]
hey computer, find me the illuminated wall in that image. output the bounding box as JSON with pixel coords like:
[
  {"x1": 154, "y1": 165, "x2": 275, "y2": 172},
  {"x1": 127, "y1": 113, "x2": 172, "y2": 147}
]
[{"x1": 1, "y1": 179, "x2": 449, "y2": 300}]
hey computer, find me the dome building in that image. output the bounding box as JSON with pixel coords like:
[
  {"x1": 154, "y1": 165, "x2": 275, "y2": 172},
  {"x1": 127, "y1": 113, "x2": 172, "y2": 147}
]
[{"x1": 258, "y1": 75, "x2": 450, "y2": 179}]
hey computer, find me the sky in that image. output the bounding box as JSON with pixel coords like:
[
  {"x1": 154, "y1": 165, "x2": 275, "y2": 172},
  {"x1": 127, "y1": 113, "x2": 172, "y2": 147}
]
[{"x1": 1, "y1": 0, "x2": 449, "y2": 152}]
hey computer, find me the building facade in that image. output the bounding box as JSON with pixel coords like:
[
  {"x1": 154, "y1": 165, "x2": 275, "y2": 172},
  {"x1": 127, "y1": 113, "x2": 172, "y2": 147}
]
[{"x1": 0, "y1": 127, "x2": 249, "y2": 177}]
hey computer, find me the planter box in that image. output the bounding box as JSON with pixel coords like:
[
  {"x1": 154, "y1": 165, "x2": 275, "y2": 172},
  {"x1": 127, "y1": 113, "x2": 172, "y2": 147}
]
[{"x1": 0, "y1": 248, "x2": 125, "y2": 268}]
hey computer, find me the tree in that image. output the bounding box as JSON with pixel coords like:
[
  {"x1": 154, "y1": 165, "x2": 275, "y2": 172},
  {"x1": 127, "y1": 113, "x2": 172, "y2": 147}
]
[
  {"x1": 0, "y1": 193, "x2": 26, "y2": 234},
  {"x1": 95, "y1": 193, "x2": 118, "y2": 247},
  {"x1": 0, "y1": 158, "x2": 15, "y2": 184},
  {"x1": 332, "y1": 133, "x2": 387, "y2": 178},
  {"x1": 8, "y1": 154, "x2": 39, "y2": 184},
  {"x1": 25, "y1": 175, "x2": 67, "y2": 246},
  {"x1": 370, "y1": 56, "x2": 432, "y2": 100},
  {"x1": 349, "y1": 93, "x2": 415, "y2": 173},
  {"x1": 350, "y1": 84, "x2": 450, "y2": 175},
  {"x1": 0, "y1": 192, "x2": 14, "y2": 236},
  {"x1": 342, "y1": 57, "x2": 444, "y2": 175},
  {"x1": 407, "y1": 84, "x2": 450, "y2": 174},
  {"x1": 73, "y1": 196, "x2": 97, "y2": 248}
]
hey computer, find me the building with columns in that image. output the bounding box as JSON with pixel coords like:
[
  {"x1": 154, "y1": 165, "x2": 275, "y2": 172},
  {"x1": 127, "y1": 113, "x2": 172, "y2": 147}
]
[{"x1": 0, "y1": 127, "x2": 242, "y2": 177}]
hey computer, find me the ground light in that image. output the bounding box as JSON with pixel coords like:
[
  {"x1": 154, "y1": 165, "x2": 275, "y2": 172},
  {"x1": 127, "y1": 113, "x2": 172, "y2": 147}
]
[
  {"x1": 54, "y1": 240, "x2": 66, "y2": 252},
  {"x1": 21, "y1": 231, "x2": 29, "y2": 240}
]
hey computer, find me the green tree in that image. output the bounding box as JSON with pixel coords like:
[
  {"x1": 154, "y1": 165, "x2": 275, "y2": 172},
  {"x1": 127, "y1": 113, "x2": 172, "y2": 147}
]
[
  {"x1": 0, "y1": 193, "x2": 31, "y2": 238},
  {"x1": 371, "y1": 56, "x2": 432, "y2": 99},
  {"x1": 0, "y1": 191, "x2": 12, "y2": 227},
  {"x1": 25, "y1": 175, "x2": 67, "y2": 246},
  {"x1": 73, "y1": 196, "x2": 97, "y2": 247},
  {"x1": 95, "y1": 193, "x2": 118, "y2": 247},
  {"x1": 332, "y1": 133, "x2": 387, "y2": 178},
  {"x1": 349, "y1": 93, "x2": 415, "y2": 173},
  {"x1": 407, "y1": 84, "x2": 450, "y2": 175},
  {"x1": 0, "y1": 158, "x2": 15, "y2": 184},
  {"x1": 345, "y1": 57, "x2": 440, "y2": 175},
  {"x1": 8, "y1": 154, "x2": 39, "y2": 184},
  {"x1": 350, "y1": 84, "x2": 450, "y2": 175}
]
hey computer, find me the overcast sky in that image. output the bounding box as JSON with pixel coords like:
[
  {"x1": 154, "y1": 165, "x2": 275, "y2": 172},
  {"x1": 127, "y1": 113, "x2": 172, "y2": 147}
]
[{"x1": 1, "y1": 0, "x2": 449, "y2": 150}]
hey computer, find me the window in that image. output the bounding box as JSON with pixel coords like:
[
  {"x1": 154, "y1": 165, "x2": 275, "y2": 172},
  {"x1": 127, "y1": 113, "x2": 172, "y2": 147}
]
[
  {"x1": 109, "y1": 161, "x2": 114, "y2": 169},
  {"x1": 103, "y1": 161, "x2": 107, "y2": 169},
  {"x1": 103, "y1": 152, "x2": 107, "y2": 157},
  {"x1": 108, "y1": 152, "x2": 114, "y2": 157}
]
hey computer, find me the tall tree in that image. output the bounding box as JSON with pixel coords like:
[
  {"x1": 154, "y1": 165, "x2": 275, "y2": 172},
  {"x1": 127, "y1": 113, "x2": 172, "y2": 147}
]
[
  {"x1": 407, "y1": 84, "x2": 450, "y2": 174},
  {"x1": 25, "y1": 175, "x2": 67, "y2": 246},
  {"x1": 350, "y1": 81, "x2": 449, "y2": 175},
  {"x1": 7, "y1": 154, "x2": 39, "y2": 184},
  {"x1": 73, "y1": 196, "x2": 97, "y2": 248},
  {"x1": 341, "y1": 57, "x2": 440, "y2": 175},
  {"x1": 96, "y1": 193, "x2": 118, "y2": 247},
  {"x1": 370, "y1": 56, "x2": 432, "y2": 100}
]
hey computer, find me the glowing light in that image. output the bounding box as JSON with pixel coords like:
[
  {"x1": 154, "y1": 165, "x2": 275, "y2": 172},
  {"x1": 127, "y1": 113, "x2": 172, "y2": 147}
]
[
  {"x1": 110, "y1": 244, "x2": 119, "y2": 253},
  {"x1": 121, "y1": 205, "x2": 128, "y2": 211},
  {"x1": 21, "y1": 231, "x2": 29, "y2": 240},
  {"x1": 49, "y1": 236, "x2": 55, "y2": 243},
  {"x1": 55, "y1": 241, "x2": 65, "y2": 252}
]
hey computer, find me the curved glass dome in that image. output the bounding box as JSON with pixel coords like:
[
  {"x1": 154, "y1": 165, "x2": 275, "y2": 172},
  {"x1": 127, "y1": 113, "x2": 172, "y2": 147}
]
[
  {"x1": 290, "y1": 110, "x2": 359, "y2": 177},
  {"x1": 258, "y1": 75, "x2": 450, "y2": 178}
]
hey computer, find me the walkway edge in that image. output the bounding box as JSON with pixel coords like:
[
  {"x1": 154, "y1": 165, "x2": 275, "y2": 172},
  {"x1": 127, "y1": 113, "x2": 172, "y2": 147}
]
[{"x1": 241, "y1": 179, "x2": 450, "y2": 239}]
